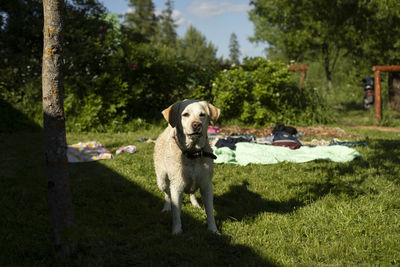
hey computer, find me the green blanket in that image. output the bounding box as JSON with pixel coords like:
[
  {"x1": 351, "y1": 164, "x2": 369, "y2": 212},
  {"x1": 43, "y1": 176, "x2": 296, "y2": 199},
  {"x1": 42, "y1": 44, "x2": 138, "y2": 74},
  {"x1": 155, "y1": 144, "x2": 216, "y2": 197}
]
[{"x1": 212, "y1": 142, "x2": 361, "y2": 166}]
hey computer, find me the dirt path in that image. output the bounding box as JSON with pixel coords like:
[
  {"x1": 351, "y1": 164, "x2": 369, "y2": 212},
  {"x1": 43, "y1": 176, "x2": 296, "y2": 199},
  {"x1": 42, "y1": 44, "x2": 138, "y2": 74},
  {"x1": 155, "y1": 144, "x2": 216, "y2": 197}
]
[
  {"x1": 220, "y1": 125, "x2": 360, "y2": 139},
  {"x1": 352, "y1": 125, "x2": 400, "y2": 133},
  {"x1": 219, "y1": 125, "x2": 400, "y2": 139}
]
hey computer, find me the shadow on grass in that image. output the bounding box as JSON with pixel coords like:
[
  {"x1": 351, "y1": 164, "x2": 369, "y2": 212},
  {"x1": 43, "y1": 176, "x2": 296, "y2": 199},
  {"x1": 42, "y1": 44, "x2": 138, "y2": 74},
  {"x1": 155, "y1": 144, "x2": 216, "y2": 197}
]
[
  {"x1": 367, "y1": 139, "x2": 400, "y2": 184},
  {"x1": 287, "y1": 138, "x2": 400, "y2": 203},
  {"x1": 212, "y1": 161, "x2": 368, "y2": 224},
  {"x1": 292, "y1": 162, "x2": 369, "y2": 202},
  {"x1": 0, "y1": 133, "x2": 275, "y2": 266},
  {"x1": 0, "y1": 99, "x2": 42, "y2": 133},
  {"x1": 215, "y1": 137, "x2": 400, "y2": 222},
  {"x1": 215, "y1": 181, "x2": 304, "y2": 221},
  {"x1": 213, "y1": 160, "x2": 369, "y2": 222}
]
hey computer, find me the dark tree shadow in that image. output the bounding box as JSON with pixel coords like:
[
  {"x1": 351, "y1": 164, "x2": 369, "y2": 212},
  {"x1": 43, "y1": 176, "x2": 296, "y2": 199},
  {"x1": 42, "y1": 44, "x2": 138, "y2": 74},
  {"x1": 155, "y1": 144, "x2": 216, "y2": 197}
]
[
  {"x1": 0, "y1": 99, "x2": 42, "y2": 133},
  {"x1": 214, "y1": 136, "x2": 400, "y2": 222},
  {"x1": 215, "y1": 181, "x2": 304, "y2": 221},
  {"x1": 365, "y1": 139, "x2": 400, "y2": 184},
  {"x1": 290, "y1": 162, "x2": 370, "y2": 203},
  {"x1": 0, "y1": 133, "x2": 276, "y2": 266},
  {"x1": 288, "y1": 137, "x2": 400, "y2": 202}
]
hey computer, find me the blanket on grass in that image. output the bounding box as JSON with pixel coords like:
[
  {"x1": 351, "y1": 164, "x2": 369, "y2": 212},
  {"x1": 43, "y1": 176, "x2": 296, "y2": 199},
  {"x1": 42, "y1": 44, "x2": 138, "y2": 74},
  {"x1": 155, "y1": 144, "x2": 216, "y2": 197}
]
[
  {"x1": 212, "y1": 142, "x2": 361, "y2": 166},
  {"x1": 67, "y1": 141, "x2": 114, "y2": 163}
]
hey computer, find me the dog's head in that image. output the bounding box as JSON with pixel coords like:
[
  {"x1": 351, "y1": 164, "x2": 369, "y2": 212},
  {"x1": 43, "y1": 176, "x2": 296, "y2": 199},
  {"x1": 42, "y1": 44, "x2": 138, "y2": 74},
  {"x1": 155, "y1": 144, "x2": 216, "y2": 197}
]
[{"x1": 162, "y1": 100, "x2": 220, "y2": 144}]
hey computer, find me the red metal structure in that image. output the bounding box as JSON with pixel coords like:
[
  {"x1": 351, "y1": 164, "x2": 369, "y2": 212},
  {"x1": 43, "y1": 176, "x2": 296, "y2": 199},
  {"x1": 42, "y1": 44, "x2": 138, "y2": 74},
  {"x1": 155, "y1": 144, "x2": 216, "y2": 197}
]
[{"x1": 289, "y1": 65, "x2": 308, "y2": 88}]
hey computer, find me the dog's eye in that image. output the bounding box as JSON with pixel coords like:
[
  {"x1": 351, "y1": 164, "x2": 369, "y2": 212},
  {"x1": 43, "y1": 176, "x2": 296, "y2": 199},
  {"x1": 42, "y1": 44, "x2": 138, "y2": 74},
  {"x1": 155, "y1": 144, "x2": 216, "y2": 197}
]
[
  {"x1": 182, "y1": 112, "x2": 190, "y2": 117},
  {"x1": 199, "y1": 113, "x2": 206, "y2": 117}
]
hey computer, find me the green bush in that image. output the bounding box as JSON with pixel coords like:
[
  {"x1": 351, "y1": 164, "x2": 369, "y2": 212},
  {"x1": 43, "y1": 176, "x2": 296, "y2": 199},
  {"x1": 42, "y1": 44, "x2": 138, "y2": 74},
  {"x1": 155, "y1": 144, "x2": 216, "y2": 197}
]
[
  {"x1": 0, "y1": 80, "x2": 43, "y2": 129},
  {"x1": 211, "y1": 68, "x2": 253, "y2": 119},
  {"x1": 64, "y1": 72, "x2": 130, "y2": 132},
  {"x1": 212, "y1": 58, "x2": 333, "y2": 126}
]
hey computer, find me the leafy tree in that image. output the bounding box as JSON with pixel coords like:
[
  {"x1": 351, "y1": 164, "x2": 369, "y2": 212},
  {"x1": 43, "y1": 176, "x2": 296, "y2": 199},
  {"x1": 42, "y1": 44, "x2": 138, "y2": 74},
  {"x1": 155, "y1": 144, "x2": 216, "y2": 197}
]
[
  {"x1": 249, "y1": 0, "x2": 361, "y2": 89},
  {"x1": 124, "y1": 0, "x2": 159, "y2": 42},
  {"x1": 354, "y1": 0, "x2": 400, "y2": 66},
  {"x1": 229, "y1": 32, "x2": 241, "y2": 65},
  {"x1": 249, "y1": 0, "x2": 400, "y2": 89},
  {"x1": 0, "y1": 0, "x2": 44, "y2": 92},
  {"x1": 178, "y1": 25, "x2": 218, "y2": 65},
  {"x1": 0, "y1": 0, "x2": 112, "y2": 127},
  {"x1": 158, "y1": 0, "x2": 177, "y2": 47},
  {"x1": 1, "y1": 0, "x2": 223, "y2": 132}
]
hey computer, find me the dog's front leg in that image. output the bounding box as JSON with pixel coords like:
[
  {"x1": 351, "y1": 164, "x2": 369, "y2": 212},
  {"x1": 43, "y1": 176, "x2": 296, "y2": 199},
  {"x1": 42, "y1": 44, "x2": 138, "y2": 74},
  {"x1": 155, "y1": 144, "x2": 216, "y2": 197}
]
[
  {"x1": 170, "y1": 186, "x2": 183, "y2": 234},
  {"x1": 162, "y1": 192, "x2": 172, "y2": 212},
  {"x1": 200, "y1": 183, "x2": 219, "y2": 234}
]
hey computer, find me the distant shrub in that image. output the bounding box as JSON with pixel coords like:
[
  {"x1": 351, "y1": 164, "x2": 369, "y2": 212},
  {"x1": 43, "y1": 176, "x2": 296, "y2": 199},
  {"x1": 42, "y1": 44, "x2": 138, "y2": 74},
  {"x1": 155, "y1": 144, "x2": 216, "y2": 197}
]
[
  {"x1": 0, "y1": 80, "x2": 43, "y2": 131},
  {"x1": 212, "y1": 58, "x2": 333, "y2": 126}
]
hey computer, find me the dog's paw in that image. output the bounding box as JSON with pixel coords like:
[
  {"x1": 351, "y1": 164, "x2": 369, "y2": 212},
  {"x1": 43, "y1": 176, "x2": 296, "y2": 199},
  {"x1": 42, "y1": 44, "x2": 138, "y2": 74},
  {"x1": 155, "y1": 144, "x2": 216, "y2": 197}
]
[
  {"x1": 208, "y1": 226, "x2": 220, "y2": 235},
  {"x1": 213, "y1": 230, "x2": 221, "y2": 235},
  {"x1": 172, "y1": 227, "x2": 183, "y2": 235},
  {"x1": 192, "y1": 203, "x2": 202, "y2": 209},
  {"x1": 161, "y1": 202, "x2": 171, "y2": 212},
  {"x1": 189, "y1": 194, "x2": 202, "y2": 209}
]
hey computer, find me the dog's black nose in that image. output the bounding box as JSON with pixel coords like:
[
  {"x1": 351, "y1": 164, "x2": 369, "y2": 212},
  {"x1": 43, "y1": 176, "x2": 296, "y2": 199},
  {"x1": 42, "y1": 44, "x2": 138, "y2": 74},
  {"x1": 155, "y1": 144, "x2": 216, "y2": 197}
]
[{"x1": 192, "y1": 121, "x2": 202, "y2": 131}]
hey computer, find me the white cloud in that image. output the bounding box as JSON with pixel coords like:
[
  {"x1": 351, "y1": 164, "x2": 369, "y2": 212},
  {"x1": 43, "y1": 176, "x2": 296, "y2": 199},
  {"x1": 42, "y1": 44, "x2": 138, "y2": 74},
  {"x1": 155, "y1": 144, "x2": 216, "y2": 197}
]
[
  {"x1": 172, "y1": 9, "x2": 186, "y2": 26},
  {"x1": 188, "y1": 1, "x2": 251, "y2": 18},
  {"x1": 126, "y1": 8, "x2": 186, "y2": 26},
  {"x1": 155, "y1": 9, "x2": 186, "y2": 26},
  {"x1": 125, "y1": 7, "x2": 134, "y2": 14}
]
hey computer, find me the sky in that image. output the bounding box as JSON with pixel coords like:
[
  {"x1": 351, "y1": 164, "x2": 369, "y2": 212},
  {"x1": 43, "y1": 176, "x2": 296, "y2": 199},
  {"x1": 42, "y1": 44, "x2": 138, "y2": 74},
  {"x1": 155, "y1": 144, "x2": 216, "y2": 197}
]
[{"x1": 99, "y1": 0, "x2": 267, "y2": 60}]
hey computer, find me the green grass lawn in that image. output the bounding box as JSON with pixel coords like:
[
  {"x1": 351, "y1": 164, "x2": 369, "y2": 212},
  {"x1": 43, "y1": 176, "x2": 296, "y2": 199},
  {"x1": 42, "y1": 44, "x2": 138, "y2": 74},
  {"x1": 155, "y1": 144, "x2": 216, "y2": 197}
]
[{"x1": 1, "y1": 125, "x2": 399, "y2": 266}]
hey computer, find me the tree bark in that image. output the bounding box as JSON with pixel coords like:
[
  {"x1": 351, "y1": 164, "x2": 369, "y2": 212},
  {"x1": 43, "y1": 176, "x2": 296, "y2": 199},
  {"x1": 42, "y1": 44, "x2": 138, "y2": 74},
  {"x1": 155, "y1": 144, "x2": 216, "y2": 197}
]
[{"x1": 42, "y1": 0, "x2": 76, "y2": 258}]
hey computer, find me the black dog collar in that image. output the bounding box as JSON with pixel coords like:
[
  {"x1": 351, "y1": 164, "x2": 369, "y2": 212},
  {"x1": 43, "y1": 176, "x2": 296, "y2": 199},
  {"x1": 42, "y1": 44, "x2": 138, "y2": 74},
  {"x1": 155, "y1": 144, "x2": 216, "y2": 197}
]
[{"x1": 173, "y1": 133, "x2": 217, "y2": 160}]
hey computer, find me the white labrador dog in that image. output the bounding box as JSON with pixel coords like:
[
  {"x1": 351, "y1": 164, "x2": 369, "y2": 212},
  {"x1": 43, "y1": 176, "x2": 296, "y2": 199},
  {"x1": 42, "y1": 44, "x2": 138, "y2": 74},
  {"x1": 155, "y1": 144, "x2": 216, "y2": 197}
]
[{"x1": 154, "y1": 100, "x2": 220, "y2": 234}]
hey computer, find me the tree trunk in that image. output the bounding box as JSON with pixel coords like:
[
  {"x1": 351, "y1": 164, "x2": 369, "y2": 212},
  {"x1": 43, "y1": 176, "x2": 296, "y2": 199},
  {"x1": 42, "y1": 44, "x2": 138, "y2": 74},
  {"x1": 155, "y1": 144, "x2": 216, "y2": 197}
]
[
  {"x1": 388, "y1": 72, "x2": 400, "y2": 112},
  {"x1": 322, "y1": 43, "x2": 333, "y2": 89},
  {"x1": 42, "y1": 0, "x2": 76, "y2": 258}
]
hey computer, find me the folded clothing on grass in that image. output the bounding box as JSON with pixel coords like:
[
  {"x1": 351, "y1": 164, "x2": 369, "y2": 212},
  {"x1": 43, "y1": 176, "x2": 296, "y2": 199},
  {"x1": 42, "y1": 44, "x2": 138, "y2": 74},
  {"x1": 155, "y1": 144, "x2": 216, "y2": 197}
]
[
  {"x1": 212, "y1": 142, "x2": 361, "y2": 166},
  {"x1": 214, "y1": 137, "x2": 250, "y2": 150},
  {"x1": 272, "y1": 131, "x2": 302, "y2": 149},
  {"x1": 116, "y1": 145, "x2": 136, "y2": 155}
]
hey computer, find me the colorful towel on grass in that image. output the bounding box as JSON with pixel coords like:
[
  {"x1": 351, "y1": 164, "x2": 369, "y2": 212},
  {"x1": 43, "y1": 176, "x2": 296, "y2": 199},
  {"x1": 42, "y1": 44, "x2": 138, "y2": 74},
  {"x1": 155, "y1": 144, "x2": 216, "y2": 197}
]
[
  {"x1": 67, "y1": 141, "x2": 113, "y2": 163},
  {"x1": 212, "y1": 142, "x2": 361, "y2": 166},
  {"x1": 116, "y1": 145, "x2": 136, "y2": 155}
]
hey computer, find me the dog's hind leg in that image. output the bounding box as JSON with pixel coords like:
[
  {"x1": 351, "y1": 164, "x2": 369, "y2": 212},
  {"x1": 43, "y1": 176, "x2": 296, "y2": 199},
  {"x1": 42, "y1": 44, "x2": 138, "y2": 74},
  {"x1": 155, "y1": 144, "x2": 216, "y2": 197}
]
[
  {"x1": 156, "y1": 172, "x2": 172, "y2": 212},
  {"x1": 189, "y1": 193, "x2": 201, "y2": 209}
]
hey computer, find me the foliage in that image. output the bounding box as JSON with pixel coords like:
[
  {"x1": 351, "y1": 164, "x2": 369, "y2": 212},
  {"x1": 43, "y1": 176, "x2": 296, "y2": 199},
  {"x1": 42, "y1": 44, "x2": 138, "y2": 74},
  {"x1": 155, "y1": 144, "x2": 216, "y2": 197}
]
[
  {"x1": 354, "y1": 0, "x2": 400, "y2": 65},
  {"x1": 0, "y1": 0, "x2": 126, "y2": 132},
  {"x1": 0, "y1": 98, "x2": 41, "y2": 133},
  {"x1": 0, "y1": 0, "x2": 223, "y2": 132},
  {"x1": 249, "y1": 0, "x2": 400, "y2": 88},
  {"x1": 212, "y1": 58, "x2": 333, "y2": 126},
  {"x1": 158, "y1": 0, "x2": 178, "y2": 47},
  {"x1": 177, "y1": 25, "x2": 219, "y2": 66},
  {"x1": 124, "y1": 0, "x2": 158, "y2": 41},
  {"x1": 4, "y1": 0, "x2": 399, "y2": 133},
  {"x1": 228, "y1": 33, "x2": 241, "y2": 65}
]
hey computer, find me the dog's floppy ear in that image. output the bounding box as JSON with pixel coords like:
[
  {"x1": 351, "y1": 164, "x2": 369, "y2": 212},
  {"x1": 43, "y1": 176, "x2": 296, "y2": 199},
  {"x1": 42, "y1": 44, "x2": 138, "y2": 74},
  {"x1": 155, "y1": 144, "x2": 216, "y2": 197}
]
[
  {"x1": 207, "y1": 103, "x2": 220, "y2": 125},
  {"x1": 161, "y1": 102, "x2": 181, "y2": 127}
]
